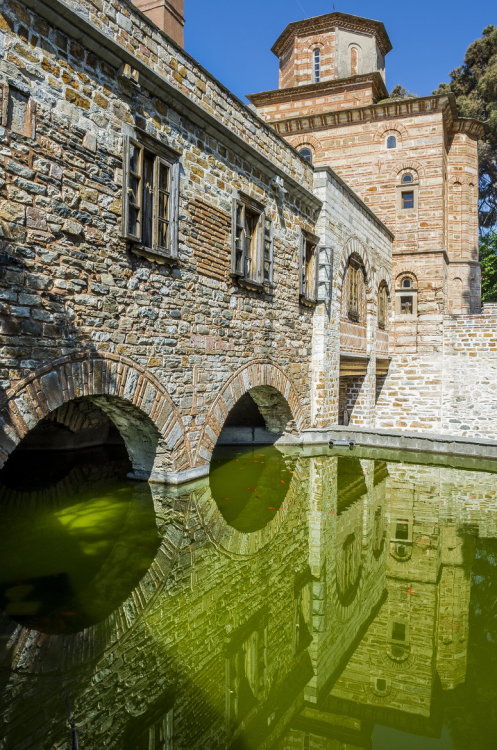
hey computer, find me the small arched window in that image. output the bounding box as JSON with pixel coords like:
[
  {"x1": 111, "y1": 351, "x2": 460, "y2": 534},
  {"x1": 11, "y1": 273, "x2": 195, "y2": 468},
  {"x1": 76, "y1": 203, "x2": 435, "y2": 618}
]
[
  {"x1": 386, "y1": 135, "x2": 397, "y2": 149},
  {"x1": 345, "y1": 258, "x2": 366, "y2": 323},
  {"x1": 299, "y1": 148, "x2": 313, "y2": 164},
  {"x1": 396, "y1": 274, "x2": 417, "y2": 316},
  {"x1": 313, "y1": 48, "x2": 321, "y2": 83},
  {"x1": 401, "y1": 174, "x2": 413, "y2": 183}
]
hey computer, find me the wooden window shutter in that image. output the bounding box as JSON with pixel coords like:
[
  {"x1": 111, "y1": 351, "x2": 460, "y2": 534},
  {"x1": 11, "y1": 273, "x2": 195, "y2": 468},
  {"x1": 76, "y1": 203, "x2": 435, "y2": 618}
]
[
  {"x1": 263, "y1": 216, "x2": 274, "y2": 284},
  {"x1": 299, "y1": 232, "x2": 306, "y2": 296}
]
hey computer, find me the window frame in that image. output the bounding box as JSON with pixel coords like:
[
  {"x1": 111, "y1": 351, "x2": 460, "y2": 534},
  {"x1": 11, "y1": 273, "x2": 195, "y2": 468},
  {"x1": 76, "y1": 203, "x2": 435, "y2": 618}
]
[
  {"x1": 122, "y1": 132, "x2": 180, "y2": 262},
  {"x1": 1, "y1": 84, "x2": 36, "y2": 138},
  {"x1": 299, "y1": 230, "x2": 319, "y2": 305},
  {"x1": 231, "y1": 192, "x2": 273, "y2": 291},
  {"x1": 313, "y1": 48, "x2": 321, "y2": 83},
  {"x1": 345, "y1": 258, "x2": 365, "y2": 323}
]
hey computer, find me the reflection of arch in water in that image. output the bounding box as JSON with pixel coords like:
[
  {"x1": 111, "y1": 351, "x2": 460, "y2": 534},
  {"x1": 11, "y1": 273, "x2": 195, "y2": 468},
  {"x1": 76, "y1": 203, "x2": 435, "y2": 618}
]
[
  {"x1": 0, "y1": 460, "x2": 160, "y2": 635},
  {"x1": 0, "y1": 352, "x2": 190, "y2": 481},
  {"x1": 209, "y1": 445, "x2": 295, "y2": 532},
  {"x1": 194, "y1": 451, "x2": 306, "y2": 558},
  {"x1": 0, "y1": 481, "x2": 187, "y2": 676},
  {"x1": 195, "y1": 360, "x2": 305, "y2": 465}
]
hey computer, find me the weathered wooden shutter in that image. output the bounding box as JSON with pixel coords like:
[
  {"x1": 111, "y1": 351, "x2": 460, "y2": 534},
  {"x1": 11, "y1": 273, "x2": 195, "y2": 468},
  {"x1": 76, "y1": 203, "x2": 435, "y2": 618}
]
[
  {"x1": 299, "y1": 231, "x2": 306, "y2": 297},
  {"x1": 263, "y1": 216, "x2": 273, "y2": 284},
  {"x1": 122, "y1": 136, "x2": 142, "y2": 242}
]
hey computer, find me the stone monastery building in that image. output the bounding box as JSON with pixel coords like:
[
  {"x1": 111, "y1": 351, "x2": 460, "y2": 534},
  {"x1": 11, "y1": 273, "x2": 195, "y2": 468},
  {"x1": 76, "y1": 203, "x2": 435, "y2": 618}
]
[{"x1": 1, "y1": 0, "x2": 497, "y2": 482}]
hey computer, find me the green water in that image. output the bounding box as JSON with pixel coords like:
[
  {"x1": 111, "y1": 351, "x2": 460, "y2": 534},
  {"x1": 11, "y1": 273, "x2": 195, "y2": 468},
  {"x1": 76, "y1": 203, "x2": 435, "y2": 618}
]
[{"x1": 1, "y1": 445, "x2": 497, "y2": 749}]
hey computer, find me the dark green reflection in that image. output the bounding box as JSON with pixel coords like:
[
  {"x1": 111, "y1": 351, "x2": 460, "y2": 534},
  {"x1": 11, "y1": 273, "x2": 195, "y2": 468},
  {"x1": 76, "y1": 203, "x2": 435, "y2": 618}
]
[
  {"x1": 209, "y1": 445, "x2": 294, "y2": 532},
  {"x1": 0, "y1": 449, "x2": 159, "y2": 634}
]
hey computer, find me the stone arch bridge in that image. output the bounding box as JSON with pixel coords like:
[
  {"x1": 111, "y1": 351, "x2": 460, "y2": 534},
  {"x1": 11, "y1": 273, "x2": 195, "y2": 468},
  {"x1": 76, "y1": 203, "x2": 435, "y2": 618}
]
[{"x1": 0, "y1": 352, "x2": 308, "y2": 484}]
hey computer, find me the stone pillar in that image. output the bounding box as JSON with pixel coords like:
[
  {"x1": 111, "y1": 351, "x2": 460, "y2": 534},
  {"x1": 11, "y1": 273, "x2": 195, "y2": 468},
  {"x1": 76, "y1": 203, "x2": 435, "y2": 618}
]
[{"x1": 131, "y1": 1, "x2": 185, "y2": 47}]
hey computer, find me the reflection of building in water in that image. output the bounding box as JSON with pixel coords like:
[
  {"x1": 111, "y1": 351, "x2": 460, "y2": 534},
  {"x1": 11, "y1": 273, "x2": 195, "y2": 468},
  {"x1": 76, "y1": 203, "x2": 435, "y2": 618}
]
[
  {"x1": 280, "y1": 459, "x2": 497, "y2": 748},
  {"x1": 0, "y1": 451, "x2": 314, "y2": 750},
  {"x1": 3, "y1": 455, "x2": 497, "y2": 749}
]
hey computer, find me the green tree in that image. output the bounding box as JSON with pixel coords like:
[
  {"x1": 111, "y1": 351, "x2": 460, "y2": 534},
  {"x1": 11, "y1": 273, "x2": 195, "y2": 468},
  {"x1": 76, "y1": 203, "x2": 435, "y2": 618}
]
[
  {"x1": 434, "y1": 25, "x2": 497, "y2": 232},
  {"x1": 480, "y1": 231, "x2": 497, "y2": 302}
]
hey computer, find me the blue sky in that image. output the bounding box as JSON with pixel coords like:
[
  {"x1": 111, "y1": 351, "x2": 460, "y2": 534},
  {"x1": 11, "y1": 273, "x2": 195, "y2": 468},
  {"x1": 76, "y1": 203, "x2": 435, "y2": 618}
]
[{"x1": 185, "y1": 0, "x2": 495, "y2": 102}]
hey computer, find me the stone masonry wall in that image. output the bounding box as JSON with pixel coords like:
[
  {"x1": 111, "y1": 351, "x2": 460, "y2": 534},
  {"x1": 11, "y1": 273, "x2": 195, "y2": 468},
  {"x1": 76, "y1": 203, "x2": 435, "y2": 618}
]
[
  {"x1": 376, "y1": 309, "x2": 497, "y2": 440},
  {"x1": 0, "y1": 0, "x2": 325, "y2": 478}
]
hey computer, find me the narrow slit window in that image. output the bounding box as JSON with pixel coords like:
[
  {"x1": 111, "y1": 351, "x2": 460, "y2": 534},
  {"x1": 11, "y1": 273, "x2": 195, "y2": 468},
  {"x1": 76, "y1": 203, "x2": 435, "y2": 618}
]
[{"x1": 313, "y1": 48, "x2": 321, "y2": 83}]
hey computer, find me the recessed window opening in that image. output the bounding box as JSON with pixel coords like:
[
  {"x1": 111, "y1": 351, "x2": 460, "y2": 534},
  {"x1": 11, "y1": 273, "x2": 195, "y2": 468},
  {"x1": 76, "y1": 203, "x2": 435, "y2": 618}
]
[
  {"x1": 395, "y1": 520, "x2": 409, "y2": 540},
  {"x1": 402, "y1": 278, "x2": 412, "y2": 289},
  {"x1": 386, "y1": 135, "x2": 397, "y2": 149},
  {"x1": 392, "y1": 622, "x2": 406, "y2": 641},
  {"x1": 378, "y1": 283, "x2": 388, "y2": 329},
  {"x1": 401, "y1": 190, "x2": 414, "y2": 209},
  {"x1": 313, "y1": 48, "x2": 321, "y2": 83},
  {"x1": 350, "y1": 46, "x2": 359, "y2": 75},
  {"x1": 401, "y1": 174, "x2": 414, "y2": 183},
  {"x1": 400, "y1": 296, "x2": 414, "y2": 314},
  {"x1": 376, "y1": 678, "x2": 387, "y2": 692},
  {"x1": 299, "y1": 148, "x2": 313, "y2": 164}
]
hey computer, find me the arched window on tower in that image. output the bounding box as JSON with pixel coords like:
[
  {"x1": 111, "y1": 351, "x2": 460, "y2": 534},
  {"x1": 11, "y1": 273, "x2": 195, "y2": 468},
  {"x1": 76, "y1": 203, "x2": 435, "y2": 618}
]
[
  {"x1": 386, "y1": 135, "x2": 397, "y2": 149},
  {"x1": 313, "y1": 48, "x2": 321, "y2": 83},
  {"x1": 299, "y1": 148, "x2": 313, "y2": 164}
]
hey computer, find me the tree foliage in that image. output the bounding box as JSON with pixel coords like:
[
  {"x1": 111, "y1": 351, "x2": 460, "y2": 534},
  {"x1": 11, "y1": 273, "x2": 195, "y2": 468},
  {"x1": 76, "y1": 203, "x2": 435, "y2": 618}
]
[
  {"x1": 480, "y1": 231, "x2": 497, "y2": 302},
  {"x1": 434, "y1": 25, "x2": 497, "y2": 232}
]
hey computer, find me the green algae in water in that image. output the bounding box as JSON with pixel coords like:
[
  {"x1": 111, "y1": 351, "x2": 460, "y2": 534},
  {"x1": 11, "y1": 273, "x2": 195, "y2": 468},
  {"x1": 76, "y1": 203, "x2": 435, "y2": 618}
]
[{"x1": 2, "y1": 448, "x2": 497, "y2": 749}]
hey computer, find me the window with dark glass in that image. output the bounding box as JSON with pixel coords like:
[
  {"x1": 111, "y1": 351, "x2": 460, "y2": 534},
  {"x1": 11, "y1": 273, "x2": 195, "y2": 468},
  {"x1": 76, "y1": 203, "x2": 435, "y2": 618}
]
[
  {"x1": 401, "y1": 190, "x2": 414, "y2": 209},
  {"x1": 395, "y1": 520, "x2": 409, "y2": 540},
  {"x1": 401, "y1": 174, "x2": 413, "y2": 183},
  {"x1": 123, "y1": 135, "x2": 179, "y2": 260},
  {"x1": 299, "y1": 148, "x2": 313, "y2": 164},
  {"x1": 386, "y1": 135, "x2": 397, "y2": 149},
  {"x1": 392, "y1": 622, "x2": 406, "y2": 642}
]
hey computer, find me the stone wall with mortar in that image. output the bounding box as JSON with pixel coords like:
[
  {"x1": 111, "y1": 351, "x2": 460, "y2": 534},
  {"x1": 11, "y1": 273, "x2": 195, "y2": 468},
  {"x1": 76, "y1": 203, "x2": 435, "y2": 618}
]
[
  {"x1": 0, "y1": 0, "x2": 396, "y2": 479},
  {"x1": 375, "y1": 309, "x2": 497, "y2": 441}
]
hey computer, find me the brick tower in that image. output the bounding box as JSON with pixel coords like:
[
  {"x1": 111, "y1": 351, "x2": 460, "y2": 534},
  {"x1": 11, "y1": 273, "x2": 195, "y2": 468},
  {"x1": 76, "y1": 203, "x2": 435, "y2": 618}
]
[
  {"x1": 249, "y1": 12, "x2": 485, "y2": 353},
  {"x1": 132, "y1": 0, "x2": 185, "y2": 46}
]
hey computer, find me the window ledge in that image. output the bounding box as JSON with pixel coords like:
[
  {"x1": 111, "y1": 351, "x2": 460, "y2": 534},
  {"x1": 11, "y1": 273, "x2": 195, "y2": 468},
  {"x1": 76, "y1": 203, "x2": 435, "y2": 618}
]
[
  {"x1": 231, "y1": 274, "x2": 264, "y2": 293},
  {"x1": 300, "y1": 294, "x2": 317, "y2": 307},
  {"x1": 129, "y1": 242, "x2": 178, "y2": 264}
]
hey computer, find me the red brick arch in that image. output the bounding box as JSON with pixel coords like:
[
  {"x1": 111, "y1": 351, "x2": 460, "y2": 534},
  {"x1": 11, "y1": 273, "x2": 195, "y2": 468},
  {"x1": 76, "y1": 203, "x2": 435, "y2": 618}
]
[
  {"x1": 0, "y1": 351, "x2": 191, "y2": 480},
  {"x1": 194, "y1": 360, "x2": 306, "y2": 466}
]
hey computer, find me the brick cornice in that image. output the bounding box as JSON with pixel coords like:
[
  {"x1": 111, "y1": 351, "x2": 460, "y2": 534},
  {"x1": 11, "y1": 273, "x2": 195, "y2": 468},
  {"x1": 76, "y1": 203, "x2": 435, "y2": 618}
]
[
  {"x1": 248, "y1": 72, "x2": 388, "y2": 107},
  {"x1": 268, "y1": 94, "x2": 483, "y2": 141},
  {"x1": 272, "y1": 12, "x2": 392, "y2": 57}
]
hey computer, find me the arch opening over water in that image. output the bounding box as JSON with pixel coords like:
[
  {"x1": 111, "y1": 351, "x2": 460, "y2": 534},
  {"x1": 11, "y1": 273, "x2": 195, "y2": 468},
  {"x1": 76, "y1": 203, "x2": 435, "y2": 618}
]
[{"x1": 216, "y1": 385, "x2": 296, "y2": 447}]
